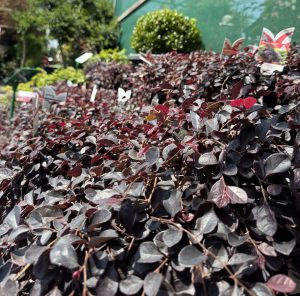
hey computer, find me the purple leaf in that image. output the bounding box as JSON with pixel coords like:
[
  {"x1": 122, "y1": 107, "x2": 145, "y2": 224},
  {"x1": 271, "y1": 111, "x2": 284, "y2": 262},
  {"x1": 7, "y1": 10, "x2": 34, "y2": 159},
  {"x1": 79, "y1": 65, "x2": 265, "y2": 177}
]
[{"x1": 266, "y1": 274, "x2": 296, "y2": 293}]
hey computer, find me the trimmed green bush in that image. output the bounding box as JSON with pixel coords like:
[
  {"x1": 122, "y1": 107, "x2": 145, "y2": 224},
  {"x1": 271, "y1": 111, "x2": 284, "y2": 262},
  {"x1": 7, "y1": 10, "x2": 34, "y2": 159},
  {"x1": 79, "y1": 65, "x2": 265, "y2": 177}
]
[{"x1": 131, "y1": 9, "x2": 203, "y2": 54}]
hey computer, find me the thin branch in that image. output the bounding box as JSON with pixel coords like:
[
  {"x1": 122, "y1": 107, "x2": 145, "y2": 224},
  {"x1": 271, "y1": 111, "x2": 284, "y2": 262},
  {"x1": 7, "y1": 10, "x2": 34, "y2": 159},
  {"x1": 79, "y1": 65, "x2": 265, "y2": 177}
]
[
  {"x1": 15, "y1": 239, "x2": 57, "y2": 281},
  {"x1": 150, "y1": 216, "x2": 255, "y2": 296},
  {"x1": 82, "y1": 251, "x2": 90, "y2": 296},
  {"x1": 147, "y1": 177, "x2": 158, "y2": 203}
]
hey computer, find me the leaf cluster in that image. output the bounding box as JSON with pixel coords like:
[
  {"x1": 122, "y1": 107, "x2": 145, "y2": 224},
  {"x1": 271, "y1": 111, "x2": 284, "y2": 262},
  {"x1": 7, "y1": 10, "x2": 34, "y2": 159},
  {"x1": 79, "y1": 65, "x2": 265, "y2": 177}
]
[
  {"x1": 1, "y1": 47, "x2": 300, "y2": 295},
  {"x1": 12, "y1": 0, "x2": 119, "y2": 65},
  {"x1": 86, "y1": 49, "x2": 129, "y2": 68},
  {"x1": 18, "y1": 67, "x2": 85, "y2": 91}
]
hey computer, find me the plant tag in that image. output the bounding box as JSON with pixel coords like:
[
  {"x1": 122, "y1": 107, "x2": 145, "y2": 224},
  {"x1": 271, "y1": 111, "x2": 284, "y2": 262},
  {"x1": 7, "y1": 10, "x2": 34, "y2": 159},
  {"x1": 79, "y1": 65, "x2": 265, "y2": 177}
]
[
  {"x1": 244, "y1": 44, "x2": 258, "y2": 56},
  {"x1": 44, "y1": 86, "x2": 67, "y2": 102},
  {"x1": 90, "y1": 85, "x2": 97, "y2": 102},
  {"x1": 55, "y1": 93, "x2": 67, "y2": 102},
  {"x1": 43, "y1": 100, "x2": 50, "y2": 111},
  {"x1": 117, "y1": 88, "x2": 131, "y2": 104},
  {"x1": 44, "y1": 86, "x2": 56, "y2": 101},
  {"x1": 139, "y1": 54, "x2": 153, "y2": 66},
  {"x1": 75, "y1": 52, "x2": 93, "y2": 64},
  {"x1": 32, "y1": 93, "x2": 39, "y2": 110},
  {"x1": 16, "y1": 90, "x2": 35, "y2": 103},
  {"x1": 222, "y1": 38, "x2": 245, "y2": 56},
  {"x1": 257, "y1": 27, "x2": 295, "y2": 74}
]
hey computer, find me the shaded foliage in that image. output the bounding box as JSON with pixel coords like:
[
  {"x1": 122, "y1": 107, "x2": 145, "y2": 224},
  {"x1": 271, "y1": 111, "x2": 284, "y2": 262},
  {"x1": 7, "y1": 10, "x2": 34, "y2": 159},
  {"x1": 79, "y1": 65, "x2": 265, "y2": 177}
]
[{"x1": 1, "y1": 47, "x2": 300, "y2": 295}]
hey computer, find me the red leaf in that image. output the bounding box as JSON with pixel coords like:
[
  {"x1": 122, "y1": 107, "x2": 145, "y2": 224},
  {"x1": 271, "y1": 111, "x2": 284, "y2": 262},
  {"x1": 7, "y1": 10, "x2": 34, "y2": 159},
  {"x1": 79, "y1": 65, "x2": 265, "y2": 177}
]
[
  {"x1": 91, "y1": 155, "x2": 102, "y2": 165},
  {"x1": 208, "y1": 178, "x2": 230, "y2": 207},
  {"x1": 257, "y1": 253, "x2": 266, "y2": 270},
  {"x1": 137, "y1": 145, "x2": 150, "y2": 157},
  {"x1": 208, "y1": 177, "x2": 248, "y2": 208},
  {"x1": 227, "y1": 186, "x2": 248, "y2": 204},
  {"x1": 155, "y1": 104, "x2": 169, "y2": 114},
  {"x1": 230, "y1": 97, "x2": 257, "y2": 109},
  {"x1": 177, "y1": 210, "x2": 194, "y2": 222},
  {"x1": 57, "y1": 122, "x2": 66, "y2": 127},
  {"x1": 67, "y1": 165, "x2": 82, "y2": 177},
  {"x1": 243, "y1": 97, "x2": 257, "y2": 108},
  {"x1": 48, "y1": 124, "x2": 56, "y2": 130},
  {"x1": 143, "y1": 124, "x2": 152, "y2": 133},
  {"x1": 266, "y1": 274, "x2": 296, "y2": 293},
  {"x1": 72, "y1": 269, "x2": 81, "y2": 280},
  {"x1": 230, "y1": 98, "x2": 244, "y2": 107}
]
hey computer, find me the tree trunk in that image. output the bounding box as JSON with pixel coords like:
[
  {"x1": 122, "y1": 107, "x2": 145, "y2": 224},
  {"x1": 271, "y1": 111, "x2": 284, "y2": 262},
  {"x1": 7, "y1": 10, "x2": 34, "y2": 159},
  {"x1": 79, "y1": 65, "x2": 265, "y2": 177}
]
[
  {"x1": 59, "y1": 43, "x2": 67, "y2": 68},
  {"x1": 20, "y1": 31, "x2": 26, "y2": 68}
]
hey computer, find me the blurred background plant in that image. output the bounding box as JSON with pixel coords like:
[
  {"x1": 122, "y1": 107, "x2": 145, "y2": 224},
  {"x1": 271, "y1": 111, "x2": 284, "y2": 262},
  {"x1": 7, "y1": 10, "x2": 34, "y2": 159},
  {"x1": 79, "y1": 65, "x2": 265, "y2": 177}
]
[
  {"x1": 84, "y1": 48, "x2": 129, "y2": 71},
  {"x1": 1, "y1": 67, "x2": 85, "y2": 104},
  {"x1": 90, "y1": 48, "x2": 129, "y2": 64},
  {"x1": 0, "y1": 0, "x2": 119, "y2": 81},
  {"x1": 18, "y1": 67, "x2": 85, "y2": 90}
]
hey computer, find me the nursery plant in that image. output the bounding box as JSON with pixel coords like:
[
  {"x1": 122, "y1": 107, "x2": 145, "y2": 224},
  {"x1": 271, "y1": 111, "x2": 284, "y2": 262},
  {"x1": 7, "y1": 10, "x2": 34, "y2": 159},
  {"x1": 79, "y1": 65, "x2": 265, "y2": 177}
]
[
  {"x1": 0, "y1": 46, "x2": 300, "y2": 295},
  {"x1": 131, "y1": 9, "x2": 203, "y2": 54}
]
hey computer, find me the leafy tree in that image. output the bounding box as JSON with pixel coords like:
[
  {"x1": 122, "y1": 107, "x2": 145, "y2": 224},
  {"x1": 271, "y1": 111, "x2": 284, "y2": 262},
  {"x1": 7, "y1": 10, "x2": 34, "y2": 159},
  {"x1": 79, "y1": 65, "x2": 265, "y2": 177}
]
[
  {"x1": 11, "y1": 0, "x2": 47, "y2": 68},
  {"x1": 12, "y1": 0, "x2": 119, "y2": 67}
]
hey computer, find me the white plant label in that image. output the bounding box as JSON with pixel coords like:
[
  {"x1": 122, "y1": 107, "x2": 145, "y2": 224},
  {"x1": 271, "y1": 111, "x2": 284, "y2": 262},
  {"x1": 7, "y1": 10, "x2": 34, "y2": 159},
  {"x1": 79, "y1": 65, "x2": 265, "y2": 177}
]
[
  {"x1": 90, "y1": 85, "x2": 97, "y2": 102},
  {"x1": 117, "y1": 88, "x2": 131, "y2": 104}
]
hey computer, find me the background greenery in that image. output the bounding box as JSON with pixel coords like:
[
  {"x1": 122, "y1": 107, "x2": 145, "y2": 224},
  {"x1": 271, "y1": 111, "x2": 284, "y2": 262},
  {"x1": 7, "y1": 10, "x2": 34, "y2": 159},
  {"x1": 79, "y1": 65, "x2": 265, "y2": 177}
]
[{"x1": 0, "y1": 0, "x2": 119, "y2": 80}]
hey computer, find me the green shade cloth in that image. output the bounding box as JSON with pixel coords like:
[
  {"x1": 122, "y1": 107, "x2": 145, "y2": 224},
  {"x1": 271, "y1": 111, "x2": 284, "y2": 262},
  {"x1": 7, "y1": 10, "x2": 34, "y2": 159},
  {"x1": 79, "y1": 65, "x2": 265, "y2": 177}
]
[{"x1": 115, "y1": 0, "x2": 300, "y2": 53}]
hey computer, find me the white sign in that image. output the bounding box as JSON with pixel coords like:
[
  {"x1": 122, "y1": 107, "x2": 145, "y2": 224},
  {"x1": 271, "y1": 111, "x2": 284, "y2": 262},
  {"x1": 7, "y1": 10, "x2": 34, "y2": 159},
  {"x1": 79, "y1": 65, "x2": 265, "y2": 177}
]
[
  {"x1": 75, "y1": 52, "x2": 93, "y2": 64},
  {"x1": 32, "y1": 93, "x2": 39, "y2": 110},
  {"x1": 90, "y1": 85, "x2": 97, "y2": 102},
  {"x1": 16, "y1": 90, "x2": 35, "y2": 103}
]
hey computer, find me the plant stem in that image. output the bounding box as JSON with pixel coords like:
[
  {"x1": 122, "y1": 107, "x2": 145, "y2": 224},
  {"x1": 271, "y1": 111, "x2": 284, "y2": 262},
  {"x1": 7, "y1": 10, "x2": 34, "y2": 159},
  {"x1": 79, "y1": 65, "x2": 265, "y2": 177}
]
[{"x1": 150, "y1": 216, "x2": 255, "y2": 296}]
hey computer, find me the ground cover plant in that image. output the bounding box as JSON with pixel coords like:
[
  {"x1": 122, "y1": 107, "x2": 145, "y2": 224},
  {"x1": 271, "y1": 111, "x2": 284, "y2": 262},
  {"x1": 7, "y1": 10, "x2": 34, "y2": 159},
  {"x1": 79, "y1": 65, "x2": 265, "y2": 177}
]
[{"x1": 0, "y1": 47, "x2": 300, "y2": 295}]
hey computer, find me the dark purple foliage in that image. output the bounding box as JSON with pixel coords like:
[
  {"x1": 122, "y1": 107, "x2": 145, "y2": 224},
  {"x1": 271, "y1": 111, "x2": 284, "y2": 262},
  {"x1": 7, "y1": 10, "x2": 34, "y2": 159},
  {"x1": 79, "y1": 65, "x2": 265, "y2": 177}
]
[{"x1": 1, "y1": 47, "x2": 300, "y2": 295}]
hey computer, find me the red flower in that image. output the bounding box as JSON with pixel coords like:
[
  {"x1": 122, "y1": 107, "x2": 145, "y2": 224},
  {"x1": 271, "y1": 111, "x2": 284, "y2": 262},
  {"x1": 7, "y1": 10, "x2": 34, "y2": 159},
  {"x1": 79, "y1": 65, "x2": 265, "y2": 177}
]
[{"x1": 230, "y1": 97, "x2": 257, "y2": 109}]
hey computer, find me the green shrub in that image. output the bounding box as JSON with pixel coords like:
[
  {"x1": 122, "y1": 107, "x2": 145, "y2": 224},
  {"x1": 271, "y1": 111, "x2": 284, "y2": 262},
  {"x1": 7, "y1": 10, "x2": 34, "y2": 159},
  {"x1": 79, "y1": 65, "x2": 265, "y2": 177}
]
[
  {"x1": 18, "y1": 67, "x2": 85, "y2": 91},
  {"x1": 131, "y1": 9, "x2": 203, "y2": 54},
  {"x1": 97, "y1": 48, "x2": 128, "y2": 63},
  {"x1": 85, "y1": 49, "x2": 129, "y2": 70}
]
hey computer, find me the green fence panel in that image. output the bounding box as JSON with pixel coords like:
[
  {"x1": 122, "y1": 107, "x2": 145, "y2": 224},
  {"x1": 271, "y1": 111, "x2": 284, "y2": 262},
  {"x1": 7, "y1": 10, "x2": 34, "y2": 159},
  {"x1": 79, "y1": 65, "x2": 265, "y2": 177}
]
[{"x1": 115, "y1": 0, "x2": 300, "y2": 53}]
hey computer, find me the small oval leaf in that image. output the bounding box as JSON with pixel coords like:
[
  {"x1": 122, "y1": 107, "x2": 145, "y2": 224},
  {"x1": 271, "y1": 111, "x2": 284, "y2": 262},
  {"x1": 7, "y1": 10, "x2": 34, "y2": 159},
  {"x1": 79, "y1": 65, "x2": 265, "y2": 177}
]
[
  {"x1": 266, "y1": 274, "x2": 296, "y2": 293},
  {"x1": 178, "y1": 245, "x2": 207, "y2": 267}
]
